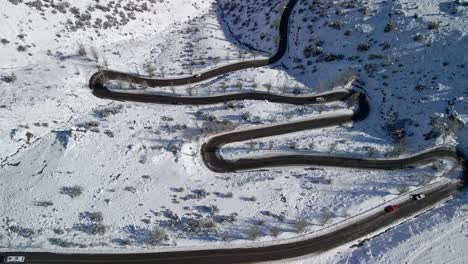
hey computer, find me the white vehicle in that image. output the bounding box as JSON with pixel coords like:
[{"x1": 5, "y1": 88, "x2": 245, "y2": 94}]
[
  {"x1": 194, "y1": 73, "x2": 201, "y2": 78},
  {"x1": 412, "y1": 193, "x2": 425, "y2": 200},
  {"x1": 316, "y1": 97, "x2": 325, "y2": 102},
  {"x1": 1, "y1": 256, "x2": 25, "y2": 263}
]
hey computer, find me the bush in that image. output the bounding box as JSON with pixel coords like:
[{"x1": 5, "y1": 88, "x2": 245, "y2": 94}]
[
  {"x1": 87, "y1": 223, "x2": 107, "y2": 235},
  {"x1": 384, "y1": 21, "x2": 394, "y2": 32},
  {"x1": 48, "y1": 238, "x2": 85, "y2": 248},
  {"x1": 93, "y1": 105, "x2": 123, "y2": 118},
  {"x1": 293, "y1": 218, "x2": 309, "y2": 233},
  {"x1": 1, "y1": 73, "x2": 16, "y2": 83},
  {"x1": 17, "y1": 45, "x2": 27, "y2": 52},
  {"x1": 329, "y1": 20, "x2": 342, "y2": 30},
  {"x1": 124, "y1": 186, "x2": 137, "y2": 193},
  {"x1": 424, "y1": 116, "x2": 459, "y2": 141},
  {"x1": 269, "y1": 225, "x2": 280, "y2": 237},
  {"x1": 427, "y1": 21, "x2": 439, "y2": 30},
  {"x1": 414, "y1": 34, "x2": 425, "y2": 42},
  {"x1": 192, "y1": 189, "x2": 210, "y2": 199},
  {"x1": 9, "y1": 226, "x2": 35, "y2": 238},
  {"x1": 246, "y1": 226, "x2": 261, "y2": 240},
  {"x1": 184, "y1": 218, "x2": 216, "y2": 234},
  {"x1": 170, "y1": 187, "x2": 185, "y2": 192},
  {"x1": 214, "y1": 191, "x2": 233, "y2": 198},
  {"x1": 146, "y1": 227, "x2": 167, "y2": 245},
  {"x1": 357, "y1": 42, "x2": 370, "y2": 51},
  {"x1": 60, "y1": 185, "x2": 83, "y2": 198},
  {"x1": 80, "y1": 211, "x2": 104, "y2": 222},
  {"x1": 34, "y1": 201, "x2": 53, "y2": 207},
  {"x1": 201, "y1": 120, "x2": 237, "y2": 134},
  {"x1": 241, "y1": 196, "x2": 257, "y2": 202},
  {"x1": 73, "y1": 222, "x2": 107, "y2": 235},
  {"x1": 221, "y1": 232, "x2": 231, "y2": 241},
  {"x1": 143, "y1": 60, "x2": 156, "y2": 77},
  {"x1": 77, "y1": 43, "x2": 87, "y2": 56}
]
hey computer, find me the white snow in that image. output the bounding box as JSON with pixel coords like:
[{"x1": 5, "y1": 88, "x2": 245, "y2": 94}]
[{"x1": 0, "y1": 0, "x2": 467, "y2": 262}]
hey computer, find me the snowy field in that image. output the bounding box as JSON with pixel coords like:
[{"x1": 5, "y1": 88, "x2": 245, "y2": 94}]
[{"x1": 0, "y1": 0, "x2": 467, "y2": 263}]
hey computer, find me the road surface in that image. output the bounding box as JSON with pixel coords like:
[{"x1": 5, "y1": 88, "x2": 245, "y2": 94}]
[{"x1": 2, "y1": 0, "x2": 467, "y2": 262}]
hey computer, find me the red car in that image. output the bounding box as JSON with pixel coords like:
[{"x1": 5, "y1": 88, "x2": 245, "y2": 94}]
[{"x1": 384, "y1": 205, "x2": 397, "y2": 213}]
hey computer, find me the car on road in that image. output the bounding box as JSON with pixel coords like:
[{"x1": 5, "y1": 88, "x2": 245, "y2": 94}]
[
  {"x1": 1, "y1": 256, "x2": 25, "y2": 263},
  {"x1": 412, "y1": 193, "x2": 426, "y2": 200},
  {"x1": 316, "y1": 97, "x2": 325, "y2": 102},
  {"x1": 194, "y1": 73, "x2": 201, "y2": 78},
  {"x1": 384, "y1": 205, "x2": 397, "y2": 213}
]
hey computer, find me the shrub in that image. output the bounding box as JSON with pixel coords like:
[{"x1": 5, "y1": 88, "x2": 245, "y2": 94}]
[
  {"x1": 221, "y1": 232, "x2": 231, "y2": 241},
  {"x1": 269, "y1": 225, "x2": 280, "y2": 237},
  {"x1": 192, "y1": 189, "x2": 210, "y2": 199},
  {"x1": 303, "y1": 45, "x2": 314, "y2": 58},
  {"x1": 384, "y1": 21, "x2": 394, "y2": 32},
  {"x1": 214, "y1": 191, "x2": 233, "y2": 198},
  {"x1": 241, "y1": 112, "x2": 251, "y2": 121},
  {"x1": 414, "y1": 34, "x2": 425, "y2": 42},
  {"x1": 74, "y1": 222, "x2": 107, "y2": 235},
  {"x1": 124, "y1": 186, "x2": 137, "y2": 193},
  {"x1": 246, "y1": 226, "x2": 261, "y2": 240},
  {"x1": 77, "y1": 43, "x2": 87, "y2": 56},
  {"x1": 427, "y1": 21, "x2": 439, "y2": 30},
  {"x1": 79, "y1": 211, "x2": 104, "y2": 222},
  {"x1": 170, "y1": 187, "x2": 185, "y2": 193},
  {"x1": 60, "y1": 185, "x2": 83, "y2": 198},
  {"x1": 329, "y1": 20, "x2": 342, "y2": 30},
  {"x1": 34, "y1": 201, "x2": 53, "y2": 207},
  {"x1": 104, "y1": 130, "x2": 114, "y2": 138},
  {"x1": 424, "y1": 116, "x2": 459, "y2": 141},
  {"x1": 93, "y1": 105, "x2": 123, "y2": 118},
  {"x1": 9, "y1": 226, "x2": 35, "y2": 238},
  {"x1": 184, "y1": 218, "x2": 216, "y2": 234},
  {"x1": 146, "y1": 227, "x2": 167, "y2": 245},
  {"x1": 241, "y1": 196, "x2": 257, "y2": 202},
  {"x1": 87, "y1": 223, "x2": 107, "y2": 235},
  {"x1": 293, "y1": 218, "x2": 309, "y2": 233},
  {"x1": 201, "y1": 120, "x2": 237, "y2": 134},
  {"x1": 381, "y1": 41, "x2": 391, "y2": 50},
  {"x1": 292, "y1": 86, "x2": 301, "y2": 95},
  {"x1": 48, "y1": 238, "x2": 85, "y2": 248},
  {"x1": 357, "y1": 42, "x2": 370, "y2": 51},
  {"x1": 143, "y1": 60, "x2": 156, "y2": 77},
  {"x1": 17, "y1": 45, "x2": 27, "y2": 52},
  {"x1": 112, "y1": 238, "x2": 133, "y2": 246},
  {"x1": 1, "y1": 73, "x2": 16, "y2": 83}
]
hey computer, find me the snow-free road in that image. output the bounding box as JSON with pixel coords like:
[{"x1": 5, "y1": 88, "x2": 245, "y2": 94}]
[{"x1": 2, "y1": 0, "x2": 467, "y2": 262}]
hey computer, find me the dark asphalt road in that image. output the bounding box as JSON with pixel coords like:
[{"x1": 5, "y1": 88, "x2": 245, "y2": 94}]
[
  {"x1": 89, "y1": 0, "x2": 298, "y2": 89},
  {"x1": 4, "y1": 182, "x2": 463, "y2": 264},
  {"x1": 3, "y1": 0, "x2": 467, "y2": 262}
]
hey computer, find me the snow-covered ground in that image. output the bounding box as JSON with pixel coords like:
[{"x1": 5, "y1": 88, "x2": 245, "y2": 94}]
[{"x1": 1, "y1": 0, "x2": 467, "y2": 262}]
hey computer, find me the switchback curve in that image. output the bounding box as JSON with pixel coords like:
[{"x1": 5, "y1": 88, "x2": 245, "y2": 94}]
[
  {"x1": 85, "y1": 0, "x2": 466, "y2": 261},
  {"x1": 4, "y1": 0, "x2": 467, "y2": 262},
  {"x1": 89, "y1": 0, "x2": 298, "y2": 89}
]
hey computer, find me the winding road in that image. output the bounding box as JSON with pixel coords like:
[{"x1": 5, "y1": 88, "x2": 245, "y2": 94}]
[{"x1": 3, "y1": 0, "x2": 467, "y2": 263}]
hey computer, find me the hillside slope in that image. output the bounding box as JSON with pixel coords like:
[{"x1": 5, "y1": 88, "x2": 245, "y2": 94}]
[{"x1": 0, "y1": 0, "x2": 467, "y2": 263}]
